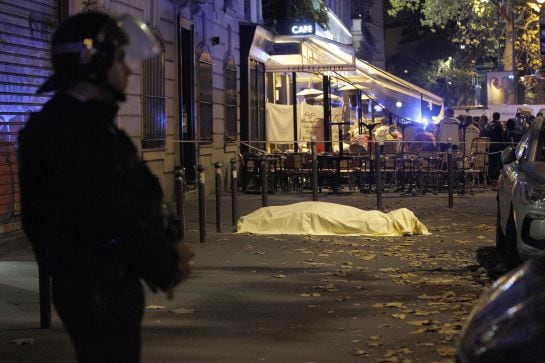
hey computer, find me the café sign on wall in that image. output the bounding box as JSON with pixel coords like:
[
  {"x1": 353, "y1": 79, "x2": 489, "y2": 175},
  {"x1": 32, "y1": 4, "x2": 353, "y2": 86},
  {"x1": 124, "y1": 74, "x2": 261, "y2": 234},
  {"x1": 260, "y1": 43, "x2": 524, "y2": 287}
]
[{"x1": 276, "y1": 21, "x2": 315, "y2": 36}]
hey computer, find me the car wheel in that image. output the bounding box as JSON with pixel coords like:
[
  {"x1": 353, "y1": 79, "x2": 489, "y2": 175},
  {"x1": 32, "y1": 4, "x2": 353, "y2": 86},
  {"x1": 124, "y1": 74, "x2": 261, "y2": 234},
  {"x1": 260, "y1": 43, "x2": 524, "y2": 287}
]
[{"x1": 496, "y1": 205, "x2": 521, "y2": 268}]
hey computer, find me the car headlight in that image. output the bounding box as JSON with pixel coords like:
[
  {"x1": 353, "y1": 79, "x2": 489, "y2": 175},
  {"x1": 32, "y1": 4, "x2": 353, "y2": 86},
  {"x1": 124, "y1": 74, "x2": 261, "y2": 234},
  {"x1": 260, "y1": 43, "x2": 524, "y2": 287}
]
[{"x1": 521, "y1": 181, "x2": 545, "y2": 206}]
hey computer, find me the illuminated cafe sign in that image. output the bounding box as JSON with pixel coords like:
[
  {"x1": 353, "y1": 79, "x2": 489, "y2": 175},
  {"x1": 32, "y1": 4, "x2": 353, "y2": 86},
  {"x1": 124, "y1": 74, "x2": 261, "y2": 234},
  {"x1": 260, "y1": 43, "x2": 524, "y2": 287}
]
[
  {"x1": 276, "y1": 21, "x2": 315, "y2": 36},
  {"x1": 290, "y1": 23, "x2": 314, "y2": 35}
]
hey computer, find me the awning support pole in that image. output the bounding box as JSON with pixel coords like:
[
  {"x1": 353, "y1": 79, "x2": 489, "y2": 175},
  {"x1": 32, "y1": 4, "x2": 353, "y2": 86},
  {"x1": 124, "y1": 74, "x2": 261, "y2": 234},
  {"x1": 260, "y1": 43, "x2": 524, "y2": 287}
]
[
  {"x1": 357, "y1": 90, "x2": 363, "y2": 135},
  {"x1": 323, "y1": 75, "x2": 331, "y2": 152},
  {"x1": 292, "y1": 72, "x2": 298, "y2": 152}
]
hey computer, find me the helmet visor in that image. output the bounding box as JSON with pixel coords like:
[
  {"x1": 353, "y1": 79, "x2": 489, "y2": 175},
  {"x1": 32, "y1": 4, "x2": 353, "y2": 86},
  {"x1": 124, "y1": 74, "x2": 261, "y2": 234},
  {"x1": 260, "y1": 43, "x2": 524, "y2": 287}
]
[{"x1": 116, "y1": 14, "x2": 161, "y2": 62}]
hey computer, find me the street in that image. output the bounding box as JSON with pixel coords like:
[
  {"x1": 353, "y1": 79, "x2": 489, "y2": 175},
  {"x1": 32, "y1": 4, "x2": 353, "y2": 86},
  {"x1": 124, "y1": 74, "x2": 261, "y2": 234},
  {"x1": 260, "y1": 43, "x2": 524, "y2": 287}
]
[{"x1": 0, "y1": 191, "x2": 506, "y2": 362}]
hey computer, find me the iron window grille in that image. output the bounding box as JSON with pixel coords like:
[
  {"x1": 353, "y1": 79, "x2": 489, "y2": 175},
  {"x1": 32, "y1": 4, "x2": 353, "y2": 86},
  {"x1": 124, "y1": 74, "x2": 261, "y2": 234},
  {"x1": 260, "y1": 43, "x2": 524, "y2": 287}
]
[
  {"x1": 198, "y1": 50, "x2": 213, "y2": 143},
  {"x1": 142, "y1": 46, "x2": 166, "y2": 149},
  {"x1": 224, "y1": 56, "x2": 237, "y2": 141}
]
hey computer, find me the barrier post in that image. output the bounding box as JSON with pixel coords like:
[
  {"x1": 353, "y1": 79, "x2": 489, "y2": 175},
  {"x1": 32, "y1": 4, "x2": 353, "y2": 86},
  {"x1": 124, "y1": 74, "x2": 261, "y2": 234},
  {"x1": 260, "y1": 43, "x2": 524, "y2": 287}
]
[
  {"x1": 230, "y1": 158, "x2": 238, "y2": 226},
  {"x1": 174, "y1": 167, "x2": 185, "y2": 240},
  {"x1": 447, "y1": 141, "x2": 454, "y2": 209},
  {"x1": 197, "y1": 164, "x2": 206, "y2": 242},
  {"x1": 215, "y1": 162, "x2": 222, "y2": 233},
  {"x1": 260, "y1": 154, "x2": 268, "y2": 207},
  {"x1": 375, "y1": 137, "x2": 383, "y2": 211},
  {"x1": 311, "y1": 135, "x2": 318, "y2": 201}
]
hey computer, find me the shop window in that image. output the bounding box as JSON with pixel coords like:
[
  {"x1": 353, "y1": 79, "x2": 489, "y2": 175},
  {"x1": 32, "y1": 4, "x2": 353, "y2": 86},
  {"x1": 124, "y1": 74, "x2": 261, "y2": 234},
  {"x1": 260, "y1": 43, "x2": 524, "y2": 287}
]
[
  {"x1": 249, "y1": 59, "x2": 265, "y2": 148},
  {"x1": 142, "y1": 44, "x2": 166, "y2": 149},
  {"x1": 198, "y1": 50, "x2": 213, "y2": 143},
  {"x1": 224, "y1": 56, "x2": 237, "y2": 141}
]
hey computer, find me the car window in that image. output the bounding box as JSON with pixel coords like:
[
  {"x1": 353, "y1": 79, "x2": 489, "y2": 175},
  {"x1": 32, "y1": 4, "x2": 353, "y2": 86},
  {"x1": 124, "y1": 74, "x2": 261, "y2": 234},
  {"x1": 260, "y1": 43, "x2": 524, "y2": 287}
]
[
  {"x1": 515, "y1": 125, "x2": 532, "y2": 160},
  {"x1": 536, "y1": 125, "x2": 545, "y2": 161}
]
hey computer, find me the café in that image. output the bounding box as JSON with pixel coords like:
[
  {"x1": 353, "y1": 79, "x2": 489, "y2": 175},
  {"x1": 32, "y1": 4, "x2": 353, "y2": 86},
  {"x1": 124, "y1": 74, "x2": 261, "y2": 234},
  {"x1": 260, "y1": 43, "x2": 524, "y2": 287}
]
[
  {"x1": 240, "y1": 11, "x2": 444, "y2": 155},
  {"x1": 237, "y1": 11, "x2": 449, "y2": 195}
]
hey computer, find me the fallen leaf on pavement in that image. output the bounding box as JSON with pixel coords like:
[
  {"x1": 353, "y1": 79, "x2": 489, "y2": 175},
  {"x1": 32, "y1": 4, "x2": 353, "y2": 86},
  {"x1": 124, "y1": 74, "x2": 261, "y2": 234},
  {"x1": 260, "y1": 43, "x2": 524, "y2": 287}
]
[
  {"x1": 410, "y1": 326, "x2": 439, "y2": 334},
  {"x1": 170, "y1": 308, "x2": 196, "y2": 315},
  {"x1": 407, "y1": 319, "x2": 433, "y2": 326},
  {"x1": 417, "y1": 294, "x2": 442, "y2": 300},
  {"x1": 436, "y1": 346, "x2": 457, "y2": 357},
  {"x1": 414, "y1": 310, "x2": 437, "y2": 316},
  {"x1": 376, "y1": 358, "x2": 400, "y2": 363},
  {"x1": 146, "y1": 305, "x2": 166, "y2": 310},
  {"x1": 416, "y1": 342, "x2": 435, "y2": 347},
  {"x1": 391, "y1": 313, "x2": 407, "y2": 320},
  {"x1": 352, "y1": 348, "x2": 368, "y2": 356},
  {"x1": 300, "y1": 293, "x2": 321, "y2": 297},
  {"x1": 373, "y1": 302, "x2": 407, "y2": 309},
  {"x1": 10, "y1": 338, "x2": 35, "y2": 346}
]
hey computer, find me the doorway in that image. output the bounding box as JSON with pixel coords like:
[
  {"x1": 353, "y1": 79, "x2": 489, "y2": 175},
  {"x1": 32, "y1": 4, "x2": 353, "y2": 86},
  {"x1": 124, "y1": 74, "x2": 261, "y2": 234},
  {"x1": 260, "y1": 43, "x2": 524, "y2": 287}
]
[{"x1": 178, "y1": 22, "x2": 196, "y2": 185}]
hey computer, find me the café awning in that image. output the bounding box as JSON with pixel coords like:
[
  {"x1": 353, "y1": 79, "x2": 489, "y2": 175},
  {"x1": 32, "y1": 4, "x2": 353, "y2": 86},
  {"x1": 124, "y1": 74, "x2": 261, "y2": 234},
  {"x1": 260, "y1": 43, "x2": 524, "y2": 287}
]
[
  {"x1": 247, "y1": 26, "x2": 356, "y2": 73},
  {"x1": 266, "y1": 35, "x2": 356, "y2": 73},
  {"x1": 347, "y1": 59, "x2": 443, "y2": 108},
  {"x1": 246, "y1": 18, "x2": 443, "y2": 124}
]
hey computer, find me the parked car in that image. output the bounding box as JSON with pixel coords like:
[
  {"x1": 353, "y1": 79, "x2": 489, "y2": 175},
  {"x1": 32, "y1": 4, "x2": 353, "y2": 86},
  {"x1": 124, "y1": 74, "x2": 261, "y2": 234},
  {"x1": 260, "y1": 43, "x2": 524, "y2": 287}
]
[
  {"x1": 496, "y1": 117, "x2": 545, "y2": 267},
  {"x1": 457, "y1": 255, "x2": 545, "y2": 362}
]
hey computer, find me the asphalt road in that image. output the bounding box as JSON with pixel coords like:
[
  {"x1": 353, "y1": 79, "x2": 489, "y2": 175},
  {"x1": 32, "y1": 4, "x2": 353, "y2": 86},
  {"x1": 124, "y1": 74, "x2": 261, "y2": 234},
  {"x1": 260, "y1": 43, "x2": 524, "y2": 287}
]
[{"x1": 0, "y1": 191, "x2": 506, "y2": 362}]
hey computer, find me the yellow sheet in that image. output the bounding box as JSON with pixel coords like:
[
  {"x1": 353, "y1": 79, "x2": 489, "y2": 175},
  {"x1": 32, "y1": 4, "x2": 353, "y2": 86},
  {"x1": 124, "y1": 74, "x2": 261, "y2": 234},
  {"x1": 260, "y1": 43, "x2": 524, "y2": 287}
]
[{"x1": 237, "y1": 201, "x2": 429, "y2": 236}]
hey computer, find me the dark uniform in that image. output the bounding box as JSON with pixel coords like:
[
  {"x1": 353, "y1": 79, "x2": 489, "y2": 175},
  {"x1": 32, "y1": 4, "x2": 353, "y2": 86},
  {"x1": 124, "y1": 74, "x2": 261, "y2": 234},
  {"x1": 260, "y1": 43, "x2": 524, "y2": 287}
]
[
  {"x1": 18, "y1": 93, "x2": 180, "y2": 362},
  {"x1": 481, "y1": 120, "x2": 505, "y2": 183}
]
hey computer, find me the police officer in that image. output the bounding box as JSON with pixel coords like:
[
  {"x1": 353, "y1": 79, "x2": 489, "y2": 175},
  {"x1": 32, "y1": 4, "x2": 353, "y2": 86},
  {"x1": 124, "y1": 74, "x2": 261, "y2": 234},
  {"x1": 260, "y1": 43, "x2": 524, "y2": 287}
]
[{"x1": 18, "y1": 12, "x2": 192, "y2": 362}]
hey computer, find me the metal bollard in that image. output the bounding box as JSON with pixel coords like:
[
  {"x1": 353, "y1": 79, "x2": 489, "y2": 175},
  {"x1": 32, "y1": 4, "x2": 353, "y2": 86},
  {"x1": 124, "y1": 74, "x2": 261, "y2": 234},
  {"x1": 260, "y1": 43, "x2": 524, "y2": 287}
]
[
  {"x1": 260, "y1": 154, "x2": 268, "y2": 207},
  {"x1": 38, "y1": 262, "x2": 51, "y2": 328},
  {"x1": 215, "y1": 162, "x2": 223, "y2": 233},
  {"x1": 447, "y1": 143, "x2": 454, "y2": 209},
  {"x1": 197, "y1": 164, "x2": 206, "y2": 242},
  {"x1": 230, "y1": 158, "x2": 238, "y2": 227},
  {"x1": 311, "y1": 135, "x2": 318, "y2": 201},
  {"x1": 174, "y1": 167, "x2": 185, "y2": 241},
  {"x1": 375, "y1": 139, "x2": 383, "y2": 211}
]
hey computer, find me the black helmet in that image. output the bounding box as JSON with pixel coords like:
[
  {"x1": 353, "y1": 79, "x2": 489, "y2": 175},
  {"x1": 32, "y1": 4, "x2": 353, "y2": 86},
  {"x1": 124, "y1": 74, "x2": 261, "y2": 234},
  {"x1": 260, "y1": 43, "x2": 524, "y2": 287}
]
[
  {"x1": 38, "y1": 12, "x2": 128, "y2": 94},
  {"x1": 38, "y1": 11, "x2": 160, "y2": 96}
]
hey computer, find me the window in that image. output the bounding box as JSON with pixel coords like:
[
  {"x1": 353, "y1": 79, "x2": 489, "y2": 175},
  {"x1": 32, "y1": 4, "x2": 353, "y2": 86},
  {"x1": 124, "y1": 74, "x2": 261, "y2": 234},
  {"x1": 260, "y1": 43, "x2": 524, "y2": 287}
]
[
  {"x1": 516, "y1": 125, "x2": 532, "y2": 161},
  {"x1": 249, "y1": 59, "x2": 265, "y2": 147},
  {"x1": 198, "y1": 50, "x2": 213, "y2": 142},
  {"x1": 142, "y1": 45, "x2": 166, "y2": 149},
  {"x1": 224, "y1": 56, "x2": 237, "y2": 141}
]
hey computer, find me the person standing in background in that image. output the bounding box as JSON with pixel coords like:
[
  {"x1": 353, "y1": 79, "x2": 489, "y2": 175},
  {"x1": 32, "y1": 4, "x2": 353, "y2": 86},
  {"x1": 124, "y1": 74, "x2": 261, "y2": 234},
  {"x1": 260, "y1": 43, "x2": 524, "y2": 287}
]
[
  {"x1": 478, "y1": 114, "x2": 488, "y2": 133},
  {"x1": 436, "y1": 108, "x2": 461, "y2": 151},
  {"x1": 481, "y1": 112, "x2": 505, "y2": 190},
  {"x1": 462, "y1": 115, "x2": 481, "y2": 155}
]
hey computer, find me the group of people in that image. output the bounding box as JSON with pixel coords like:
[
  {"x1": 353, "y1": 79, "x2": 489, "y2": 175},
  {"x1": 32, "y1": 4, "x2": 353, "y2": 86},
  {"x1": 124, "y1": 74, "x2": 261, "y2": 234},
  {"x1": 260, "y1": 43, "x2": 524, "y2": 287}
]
[
  {"x1": 347, "y1": 107, "x2": 531, "y2": 191},
  {"x1": 435, "y1": 109, "x2": 527, "y2": 190}
]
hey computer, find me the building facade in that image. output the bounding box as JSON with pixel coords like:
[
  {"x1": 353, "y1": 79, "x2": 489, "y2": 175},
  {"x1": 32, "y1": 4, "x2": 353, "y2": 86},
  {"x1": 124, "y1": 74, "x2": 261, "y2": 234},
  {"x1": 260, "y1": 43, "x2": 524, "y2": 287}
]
[
  {"x1": 0, "y1": 0, "x2": 442, "y2": 233},
  {"x1": 0, "y1": 0, "x2": 270, "y2": 230}
]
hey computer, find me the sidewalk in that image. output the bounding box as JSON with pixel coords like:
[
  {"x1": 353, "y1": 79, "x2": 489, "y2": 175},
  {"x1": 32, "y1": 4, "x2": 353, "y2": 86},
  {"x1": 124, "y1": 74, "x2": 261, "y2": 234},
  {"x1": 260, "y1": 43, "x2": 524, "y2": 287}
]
[{"x1": 0, "y1": 191, "x2": 503, "y2": 362}]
